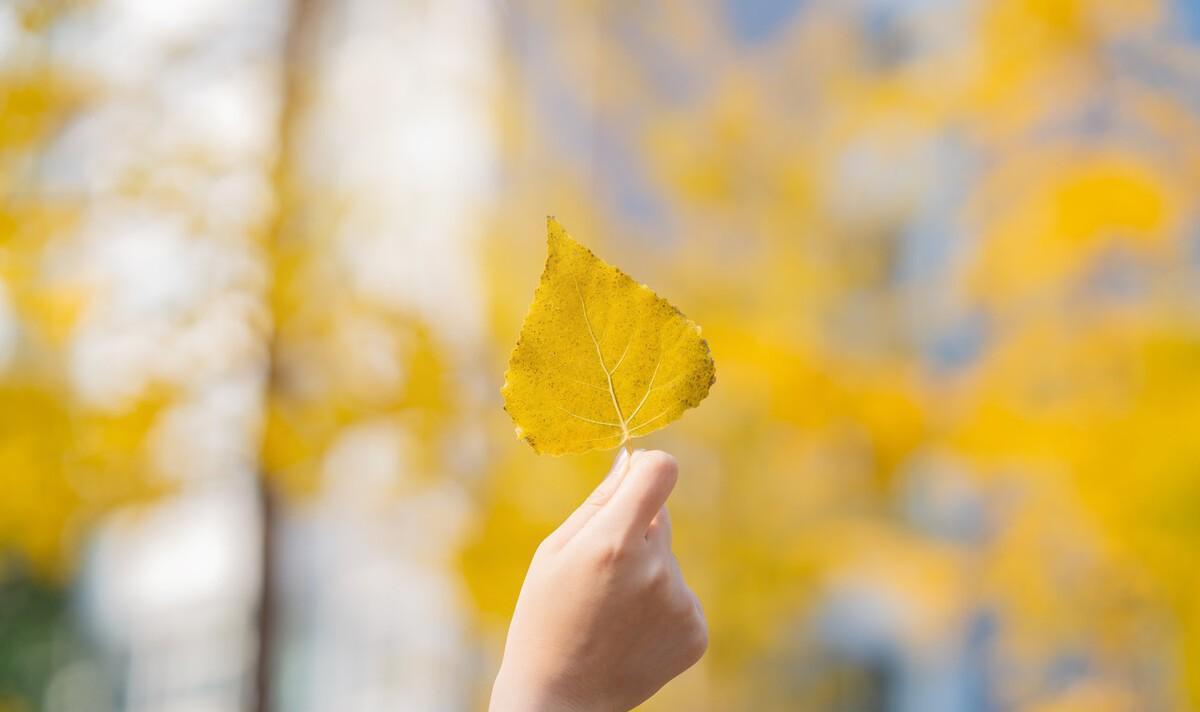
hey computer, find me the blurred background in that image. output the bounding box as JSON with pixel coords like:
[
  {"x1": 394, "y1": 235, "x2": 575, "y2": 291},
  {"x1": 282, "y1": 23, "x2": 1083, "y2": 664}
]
[{"x1": 2, "y1": 0, "x2": 1200, "y2": 710}]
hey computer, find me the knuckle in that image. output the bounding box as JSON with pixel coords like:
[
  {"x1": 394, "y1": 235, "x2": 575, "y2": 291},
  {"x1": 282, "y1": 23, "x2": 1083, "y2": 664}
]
[
  {"x1": 673, "y1": 591, "x2": 699, "y2": 620},
  {"x1": 643, "y1": 559, "x2": 672, "y2": 594},
  {"x1": 592, "y1": 537, "x2": 629, "y2": 570},
  {"x1": 685, "y1": 622, "x2": 709, "y2": 663},
  {"x1": 675, "y1": 605, "x2": 709, "y2": 667},
  {"x1": 677, "y1": 593, "x2": 708, "y2": 663}
]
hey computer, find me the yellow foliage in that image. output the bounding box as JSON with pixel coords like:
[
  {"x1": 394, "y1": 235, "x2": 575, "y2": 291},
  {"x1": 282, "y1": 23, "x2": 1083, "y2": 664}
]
[
  {"x1": 0, "y1": 381, "x2": 164, "y2": 578},
  {"x1": 0, "y1": 69, "x2": 164, "y2": 579},
  {"x1": 263, "y1": 306, "x2": 454, "y2": 495},
  {"x1": 466, "y1": 2, "x2": 1200, "y2": 707},
  {"x1": 4, "y1": 0, "x2": 1200, "y2": 708},
  {"x1": 971, "y1": 154, "x2": 1177, "y2": 301}
]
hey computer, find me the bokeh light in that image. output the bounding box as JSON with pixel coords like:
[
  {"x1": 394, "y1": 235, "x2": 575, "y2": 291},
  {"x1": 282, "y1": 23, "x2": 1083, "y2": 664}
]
[{"x1": 3, "y1": 1, "x2": 1200, "y2": 710}]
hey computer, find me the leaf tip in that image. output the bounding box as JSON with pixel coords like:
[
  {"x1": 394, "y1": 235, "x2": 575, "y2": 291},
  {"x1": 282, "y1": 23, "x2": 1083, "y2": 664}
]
[{"x1": 546, "y1": 216, "x2": 568, "y2": 247}]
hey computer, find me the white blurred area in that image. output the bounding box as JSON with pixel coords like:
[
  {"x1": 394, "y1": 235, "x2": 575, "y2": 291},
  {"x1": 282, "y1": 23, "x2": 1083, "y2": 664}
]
[
  {"x1": 266, "y1": 0, "x2": 494, "y2": 709},
  {"x1": 15, "y1": 0, "x2": 497, "y2": 709}
]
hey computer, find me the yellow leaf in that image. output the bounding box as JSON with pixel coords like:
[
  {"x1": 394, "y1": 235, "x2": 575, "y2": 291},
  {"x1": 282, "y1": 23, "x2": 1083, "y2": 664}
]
[{"x1": 502, "y1": 218, "x2": 716, "y2": 455}]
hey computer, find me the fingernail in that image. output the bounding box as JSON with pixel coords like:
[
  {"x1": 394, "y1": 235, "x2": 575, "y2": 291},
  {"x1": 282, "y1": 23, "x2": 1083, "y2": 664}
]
[{"x1": 604, "y1": 448, "x2": 630, "y2": 483}]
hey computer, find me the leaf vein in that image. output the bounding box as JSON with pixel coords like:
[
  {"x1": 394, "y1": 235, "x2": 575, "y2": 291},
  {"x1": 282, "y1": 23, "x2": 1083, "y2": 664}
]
[
  {"x1": 574, "y1": 279, "x2": 630, "y2": 441},
  {"x1": 623, "y1": 353, "x2": 662, "y2": 424},
  {"x1": 555, "y1": 405, "x2": 623, "y2": 429},
  {"x1": 608, "y1": 337, "x2": 633, "y2": 376},
  {"x1": 626, "y1": 400, "x2": 684, "y2": 435},
  {"x1": 565, "y1": 375, "x2": 608, "y2": 392}
]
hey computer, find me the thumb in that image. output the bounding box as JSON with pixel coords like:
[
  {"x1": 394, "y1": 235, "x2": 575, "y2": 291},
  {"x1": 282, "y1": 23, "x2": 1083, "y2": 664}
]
[
  {"x1": 543, "y1": 447, "x2": 632, "y2": 549},
  {"x1": 592, "y1": 450, "x2": 678, "y2": 541}
]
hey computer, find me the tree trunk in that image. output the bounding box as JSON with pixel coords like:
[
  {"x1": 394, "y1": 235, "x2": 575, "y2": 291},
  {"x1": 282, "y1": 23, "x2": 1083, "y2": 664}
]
[
  {"x1": 252, "y1": 0, "x2": 317, "y2": 710},
  {"x1": 253, "y1": 477, "x2": 280, "y2": 712}
]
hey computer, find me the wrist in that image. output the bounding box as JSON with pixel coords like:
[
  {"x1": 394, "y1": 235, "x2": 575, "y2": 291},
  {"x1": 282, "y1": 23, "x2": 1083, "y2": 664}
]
[{"x1": 490, "y1": 666, "x2": 595, "y2": 712}]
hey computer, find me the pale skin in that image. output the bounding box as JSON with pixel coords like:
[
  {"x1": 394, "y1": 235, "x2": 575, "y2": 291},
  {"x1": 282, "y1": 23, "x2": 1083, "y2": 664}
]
[{"x1": 489, "y1": 448, "x2": 708, "y2": 712}]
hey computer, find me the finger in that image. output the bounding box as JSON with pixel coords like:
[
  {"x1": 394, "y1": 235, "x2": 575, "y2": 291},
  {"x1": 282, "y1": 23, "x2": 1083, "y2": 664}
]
[
  {"x1": 592, "y1": 450, "x2": 678, "y2": 540},
  {"x1": 544, "y1": 447, "x2": 632, "y2": 549},
  {"x1": 646, "y1": 505, "x2": 672, "y2": 548}
]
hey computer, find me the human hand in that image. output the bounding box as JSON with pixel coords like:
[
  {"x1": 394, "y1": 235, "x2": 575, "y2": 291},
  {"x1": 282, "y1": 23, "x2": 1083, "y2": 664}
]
[{"x1": 489, "y1": 449, "x2": 708, "y2": 712}]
